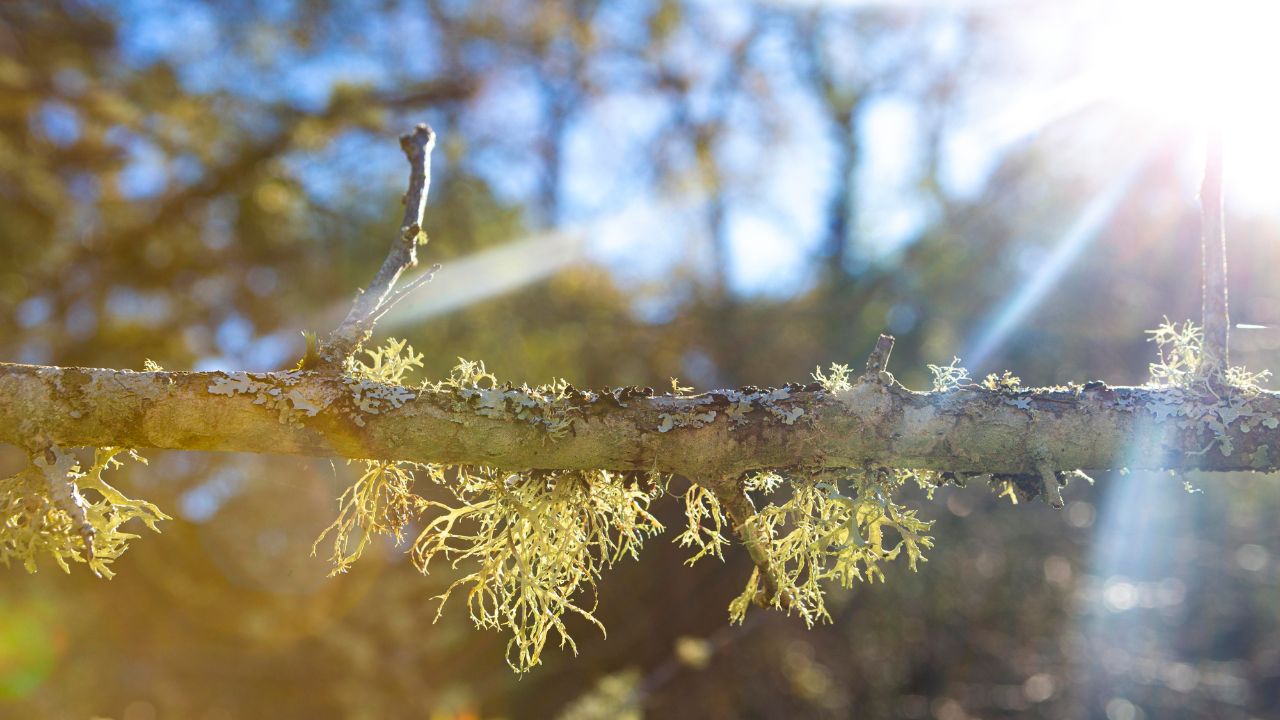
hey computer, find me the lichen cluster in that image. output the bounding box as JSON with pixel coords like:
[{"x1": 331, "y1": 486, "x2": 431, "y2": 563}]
[
  {"x1": 16, "y1": 324, "x2": 1259, "y2": 673},
  {"x1": 721, "y1": 469, "x2": 934, "y2": 626},
  {"x1": 430, "y1": 358, "x2": 582, "y2": 438},
  {"x1": 1141, "y1": 318, "x2": 1275, "y2": 460},
  {"x1": 313, "y1": 341, "x2": 671, "y2": 671},
  {"x1": 1146, "y1": 318, "x2": 1271, "y2": 393},
  {"x1": 0, "y1": 447, "x2": 168, "y2": 577},
  {"x1": 309, "y1": 339, "x2": 939, "y2": 672},
  {"x1": 313, "y1": 459, "x2": 669, "y2": 672},
  {"x1": 412, "y1": 466, "x2": 665, "y2": 672}
]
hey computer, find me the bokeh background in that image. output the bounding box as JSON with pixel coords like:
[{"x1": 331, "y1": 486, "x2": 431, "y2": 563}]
[{"x1": 3, "y1": 1, "x2": 1280, "y2": 718}]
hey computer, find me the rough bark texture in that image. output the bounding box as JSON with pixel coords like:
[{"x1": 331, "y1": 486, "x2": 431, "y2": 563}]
[{"x1": 4, "y1": 361, "x2": 1279, "y2": 480}]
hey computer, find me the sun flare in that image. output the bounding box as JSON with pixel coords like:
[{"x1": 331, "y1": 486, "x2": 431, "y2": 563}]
[{"x1": 1089, "y1": 0, "x2": 1280, "y2": 205}]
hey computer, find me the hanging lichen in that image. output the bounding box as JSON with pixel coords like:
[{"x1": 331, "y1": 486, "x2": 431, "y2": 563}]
[
  {"x1": 726, "y1": 468, "x2": 934, "y2": 626},
  {"x1": 412, "y1": 466, "x2": 665, "y2": 672},
  {"x1": 0, "y1": 447, "x2": 168, "y2": 578}
]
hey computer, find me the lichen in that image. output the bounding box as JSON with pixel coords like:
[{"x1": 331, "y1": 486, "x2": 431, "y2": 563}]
[
  {"x1": 981, "y1": 370, "x2": 1023, "y2": 392},
  {"x1": 431, "y1": 358, "x2": 582, "y2": 439},
  {"x1": 314, "y1": 343, "x2": 671, "y2": 672},
  {"x1": 207, "y1": 370, "x2": 332, "y2": 428},
  {"x1": 304, "y1": 323, "x2": 1279, "y2": 675},
  {"x1": 0, "y1": 447, "x2": 168, "y2": 578},
  {"x1": 312, "y1": 459, "x2": 430, "y2": 574},
  {"x1": 657, "y1": 408, "x2": 717, "y2": 433},
  {"x1": 1144, "y1": 318, "x2": 1276, "y2": 456},
  {"x1": 412, "y1": 467, "x2": 665, "y2": 672},
  {"x1": 726, "y1": 468, "x2": 934, "y2": 626},
  {"x1": 675, "y1": 482, "x2": 729, "y2": 564},
  {"x1": 812, "y1": 363, "x2": 853, "y2": 393},
  {"x1": 1146, "y1": 318, "x2": 1271, "y2": 393},
  {"x1": 660, "y1": 386, "x2": 807, "y2": 432},
  {"x1": 927, "y1": 357, "x2": 972, "y2": 392}
]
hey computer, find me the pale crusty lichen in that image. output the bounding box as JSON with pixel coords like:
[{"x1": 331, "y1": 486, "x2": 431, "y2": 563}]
[
  {"x1": 1145, "y1": 319, "x2": 1276, "y2": 457},
  {"x1": 657, "y1": 386, "x2": 806, "y2": 433},
  {"x1": 207, "y1": 370, "x2": 332, "y2": 428},
  {"x1": 432, "y1": 358, "x2": 583, "y2": 439},
  {"x1": 657, "y1": 408, "x2": 717, "y2": 433}
]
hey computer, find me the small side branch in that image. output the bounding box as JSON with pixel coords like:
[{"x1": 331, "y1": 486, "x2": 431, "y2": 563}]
[
  {"x1": 716, "y1": 485, "x2": 788, "y2": 609},
  {"x1": 862, "y1": 333, "x2": 895, "y2": 384},
  {"x1": 1033, "y1": 456, "x2": 1065, "y2": 510},
  {"x1": 319, "y1": 124, "x2": 438, "y2": 368},
  {"x1": 31, "y1": 442, "x2": 97, "y2": 561},
  {"x1": 1200, "y1": 128, "x2": 1229, "y2": 376}
]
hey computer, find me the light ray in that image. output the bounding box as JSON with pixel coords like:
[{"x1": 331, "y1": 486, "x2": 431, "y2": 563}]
[
  {"x1": 1077, "y1": 405, "x2": 1200, "y2": 714},
  {"x1": 963, "y1": 145, "x2": 1152, "y2": 370},
  {"x1": 383, "y1": 229, "x2": 587, "y2": 327}
]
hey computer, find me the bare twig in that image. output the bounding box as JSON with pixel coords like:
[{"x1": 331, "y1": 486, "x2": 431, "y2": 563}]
[
  {"x1": 318, "y1": 124, "x2": 438, "y2": 368},
  {"x1": 862, "y1": 333, "x2": 895, "y2": 383},
  {"x1": 1200, "y1": 127, "x2": 1229, "y2": 376},
  {"x1": 1034, "y1": 457, "x2": 1064, "y2": 509}
]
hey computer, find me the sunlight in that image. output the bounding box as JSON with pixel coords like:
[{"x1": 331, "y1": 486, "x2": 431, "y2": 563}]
[
  {"x1": 1092, "y1": 0, "x2": 1280, "y2": 120},
  {"x1": 1086, "y1": 0, "x2": 1280, "y2": 206},
  {"x1": 964, "y1": 145, "x2": 1152, "y2": 369},
  {"x1": 384, "y1": 229, "x2": 586, "y2": 326}
]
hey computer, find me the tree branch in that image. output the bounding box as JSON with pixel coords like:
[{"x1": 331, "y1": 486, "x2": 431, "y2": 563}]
[
  {"x1": 4, "y1": 362, "x2": 1279, "y2": 479},
  {"x1": 1201, "y1": 127, "x2": 1229, "y2": 375},
  {"x1": 318, "y1": 124, "x2": 438, "y2": 368}
]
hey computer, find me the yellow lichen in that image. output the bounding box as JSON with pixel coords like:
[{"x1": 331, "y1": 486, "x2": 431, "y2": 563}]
[
  {"x1": 675, "y1": 482, "x2": 729, "y2": 565},
  {"x1": 1147, "y1": 317, "x2": 1271, "y2": 392},
  {"x1": 313, "y1": 338, "x2": 941, "y2": 673},
  {"x1": 411, "y1": 467, "x2": 664, "y2": 672},
  {"x1": 811, "y1": 363, "x2": 853, "y2": 393},
  {"x1": 311, "y1": 459, "x2": 431, "y2": 574},
  {"x1": 728, "y1": 469, "x2": 933, "y2": 626},
  {"x1": 0, "y1": 448, "x2": 168, "y2": 578}
]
